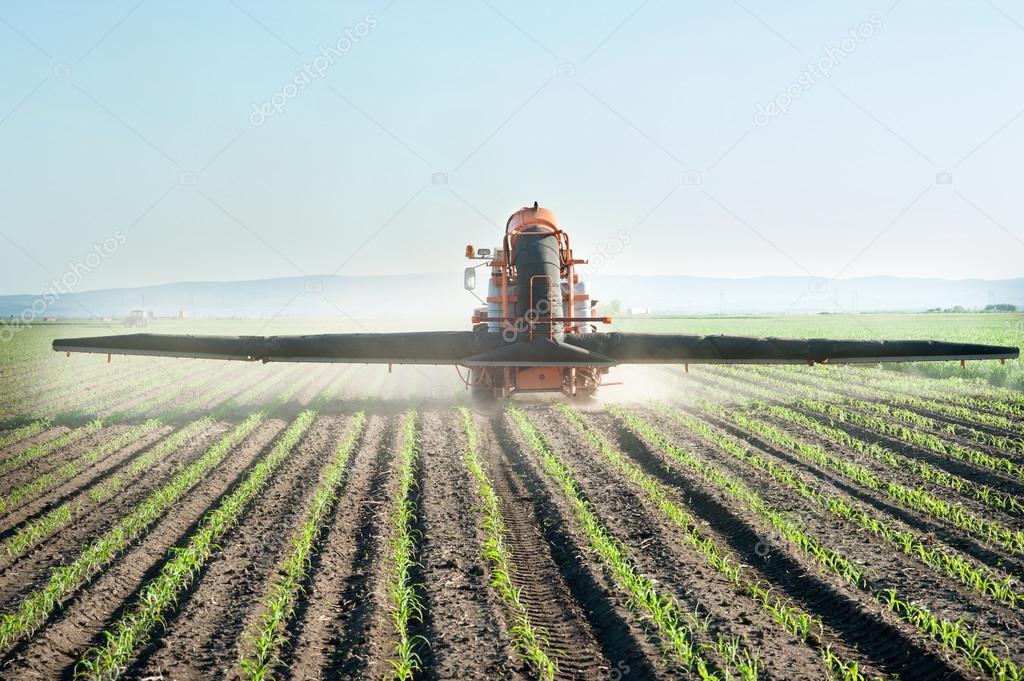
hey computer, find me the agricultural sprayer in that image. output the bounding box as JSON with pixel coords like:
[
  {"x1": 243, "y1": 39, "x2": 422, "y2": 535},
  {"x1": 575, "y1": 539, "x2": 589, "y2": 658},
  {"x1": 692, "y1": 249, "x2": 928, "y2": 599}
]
[{"x1": 54, "y1": 204, "x2": 1019, "y2": 399}]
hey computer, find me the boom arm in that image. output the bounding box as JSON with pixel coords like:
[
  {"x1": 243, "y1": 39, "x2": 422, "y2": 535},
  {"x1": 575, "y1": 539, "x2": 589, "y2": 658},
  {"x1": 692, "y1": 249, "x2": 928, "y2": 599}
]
[
  {"x1": 52, "y1": 332, "x2": 485, "y2": 364},
  {"x1": 565, "y1": 333, "x2": 1019, "y2": 364},
  {"x1": 52, "y1": 331, "x2": 1018, "y2": 365}
]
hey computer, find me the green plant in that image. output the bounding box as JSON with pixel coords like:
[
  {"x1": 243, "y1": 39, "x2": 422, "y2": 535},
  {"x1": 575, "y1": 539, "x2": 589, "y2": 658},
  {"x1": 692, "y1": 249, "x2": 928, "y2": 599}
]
[
  {"x1": 509, "y1": 407, "x2": 729, "y2": 679},
  {"x1": 677, "y1": 400, "x2": 1023, "y2": 607},
  {"x1": 460, "y1": 407, "x2": 557, "y2": 680},
  {"x1": 615, "y1": 407, "x2": 1023, "y2": 681},
  {"x1": 0, "y1": 411, "x2": 265, "y2": 654},
  {"x1": 239, "y1": 411, "x2": 367, "y2": 680},
  {"x1": 75, "y1": 410, "x2": 317, "y2": 679},
  {"x1": 384, "y1": 410, "x2": 427, "y2": 681}
]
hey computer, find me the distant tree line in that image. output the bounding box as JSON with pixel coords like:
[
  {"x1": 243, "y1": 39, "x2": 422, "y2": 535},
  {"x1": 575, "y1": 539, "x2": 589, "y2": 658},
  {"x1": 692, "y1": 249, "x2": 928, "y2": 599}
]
[{"x1": 924, "y1": 304, "x2": 1018, "y2": 313}]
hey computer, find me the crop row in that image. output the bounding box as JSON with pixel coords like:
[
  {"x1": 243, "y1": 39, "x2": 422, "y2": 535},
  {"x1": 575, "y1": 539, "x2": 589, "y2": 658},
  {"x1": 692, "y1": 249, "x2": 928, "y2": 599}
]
[
  {"x1": 0, "y1": 360, "x2": 284, "y2": 536},
  {"x1": 509, "y1": 407, "x2": 750, "y2": 680},
  {"x1": 239, "y1": 410, "x2": 366, "y2": 679},
  {"x1": 459, "y1": 407, "x2": 557, "y2": 680},
  {"x1": 0, "y1": 361, "x2": 252, "y2": 453},
  {"x1": 613, "y1": 407, "x2": 866, "y2": 585},
  {"x1": 675, "y1": 399, "x2": 1022, "y2": 607},
  {"x1": 1, "y1": 360, "x2": 142, "y2": 415},
  {"x1": 0, "y1": 420, "x2": 50, "y2": 451},
  {"x1": 555, "y1": 404, "x2": 875, "y2": 680},
  {"x1": 0, "y1": 416, "x2": 94, "y2": 455},
  {"x1": 800, "y1": 399, "x2": 1024, "y2": 482},
  {"x1": 0, "y1": 364, "x2": 324, "y2": 654},
  {"x1": 853, "y1": 399, "x2": 1024, "y2": 454},
  {"x1": 0, "y1": 411, "x2": 266, "y2": 653},
  {"x1": 0, "y1": 420, "x2": 162, "y2": 516},
  {"x1": 743, "y1": 365, "x2": 1024, "y2": 454},
  {"x1": 767, "y1": 364, "x2": 1024, "y2": 433},
  {"x1": 8, "y1": 361, "x2": 195, "y2": 422},
  {"x1": 0, "y1": 420, "x2": 103, "y2": 478},
  {"x1": 383, "y1": 411, "x2": 425, "y2": 681},
  {"x1": 699, "y1": 370, "x2": 1024, "y2": 520},
  {"x1": 0, "y1": 367, "x2": 313, "y2": 563},
  {"x1": 761, "y1": 401, "x2": 1023, "y2": 518},
  {"x1": 0, "y1": 366, "x2": 221, "y2": 470},
  {"x1": 811, "y1": 364, "x2": 1024, "y2": 415},
  {"x1": 75, "y1": 409, "x2": 317, "y2": 679},
  {"x1": 615, "y1": 409, "x2": 1023, "y2": 681},
  {"x1": 1, "y1": 418, "x2": 213, "y2": 564}
]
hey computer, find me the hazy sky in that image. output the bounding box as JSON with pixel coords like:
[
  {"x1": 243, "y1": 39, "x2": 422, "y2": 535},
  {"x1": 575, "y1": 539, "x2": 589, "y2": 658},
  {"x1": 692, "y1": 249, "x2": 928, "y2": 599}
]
[{"x1": 1, "y1": 0, "x2": 1023, "y2": 296}]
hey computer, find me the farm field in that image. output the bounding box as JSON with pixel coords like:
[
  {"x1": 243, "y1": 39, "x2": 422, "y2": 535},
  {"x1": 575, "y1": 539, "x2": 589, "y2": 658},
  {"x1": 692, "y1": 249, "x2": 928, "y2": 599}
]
[{"x1": 1, "y1": 316, "x2": 1023, "y2": 680}]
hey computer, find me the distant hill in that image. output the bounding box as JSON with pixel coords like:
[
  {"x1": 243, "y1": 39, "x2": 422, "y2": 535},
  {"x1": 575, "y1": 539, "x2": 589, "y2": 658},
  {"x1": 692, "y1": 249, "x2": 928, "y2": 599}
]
[
  {"x1": 588, "y1": 275, "x2": 1024, "y2": 315},
  {"x1": 1, "y1": 274, "x2": 1021, "y2": 320}
]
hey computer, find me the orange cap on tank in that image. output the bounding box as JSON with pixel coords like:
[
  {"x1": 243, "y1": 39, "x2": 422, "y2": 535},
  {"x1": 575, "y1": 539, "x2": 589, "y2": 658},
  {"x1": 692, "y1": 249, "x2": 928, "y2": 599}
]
[{"x1": 506, "y1": 203, "x2": 559, "y2": 234}]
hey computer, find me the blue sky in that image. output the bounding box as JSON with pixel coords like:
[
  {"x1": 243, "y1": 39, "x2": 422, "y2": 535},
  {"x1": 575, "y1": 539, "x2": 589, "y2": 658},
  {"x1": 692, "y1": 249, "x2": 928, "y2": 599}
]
[{"x1": 1, "y1": 0, "x2": 1022, "y2": 295}]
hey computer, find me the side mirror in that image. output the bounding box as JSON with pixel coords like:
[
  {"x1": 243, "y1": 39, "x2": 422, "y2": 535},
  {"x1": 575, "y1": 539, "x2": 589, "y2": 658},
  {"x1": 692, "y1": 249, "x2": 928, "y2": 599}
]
[{"x1": 463, "y1": 267, "x2": 477, "y2": 291}]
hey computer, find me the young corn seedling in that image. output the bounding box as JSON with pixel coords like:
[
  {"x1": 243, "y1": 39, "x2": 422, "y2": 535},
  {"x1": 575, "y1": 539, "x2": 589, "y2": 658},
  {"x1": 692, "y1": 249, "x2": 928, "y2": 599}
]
[
  {"x1": 238, "y1": 411, "x2": 367, "y2": 679},
  {"x1": 509, "y1": 407, "x2": 736, "y2": 680},
  {"x1": 616, "y1": 407, "x2": 1023, "y2": 681},
  {"x1": 75, "y1": 409, "x2": 317, "y2": 680},
  {"x1": 698, "y1": 371, "x2": 1024, "y2": 555},
  {"x1": 0, "y1": 419, "x2": 103, "y2": 481},
  {"x1": 556, "y1": 404, "x2": 882, "y2": 677},
  {"x1": 460, "y1": 407, "x2": 557, "y2": 681},
  {"x1": 384, "y1": 410, "x2": 427, "y2": 681},
  {"x1": 670, "y1": 401, "x2": 1024, "y2": 607}
]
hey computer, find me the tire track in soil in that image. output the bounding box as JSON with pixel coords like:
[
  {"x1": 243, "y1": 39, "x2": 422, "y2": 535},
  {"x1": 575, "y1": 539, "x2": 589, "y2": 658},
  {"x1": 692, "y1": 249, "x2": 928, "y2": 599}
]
[
  {"x1": 127, "y1": 413, "x2": 346, "y2": 680},
  {"x1": 608, "y1": 408, "x2": 968, "y2": 681},
  {"x1": 528, "y1": 406, "x2": 855, "y2": 681},
  {"x1": 414, "y1": 410, "x2": 524, "y2": 680},
  {"x1": 485, "y1": 414, "x2": 664, "y2": 681},
  {"x1": 0, "y1": 418, "x2": 288, "y2": 680},
  {"x1": 284, "y1": 413, "x2": 391, "y2": 680}
]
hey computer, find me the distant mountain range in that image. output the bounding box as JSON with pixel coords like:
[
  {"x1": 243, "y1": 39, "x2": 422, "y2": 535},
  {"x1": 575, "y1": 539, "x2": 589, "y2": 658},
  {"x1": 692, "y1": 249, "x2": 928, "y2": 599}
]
[{"x1": 2, "y1": 274, "x2": 1022, "y2": 319}]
